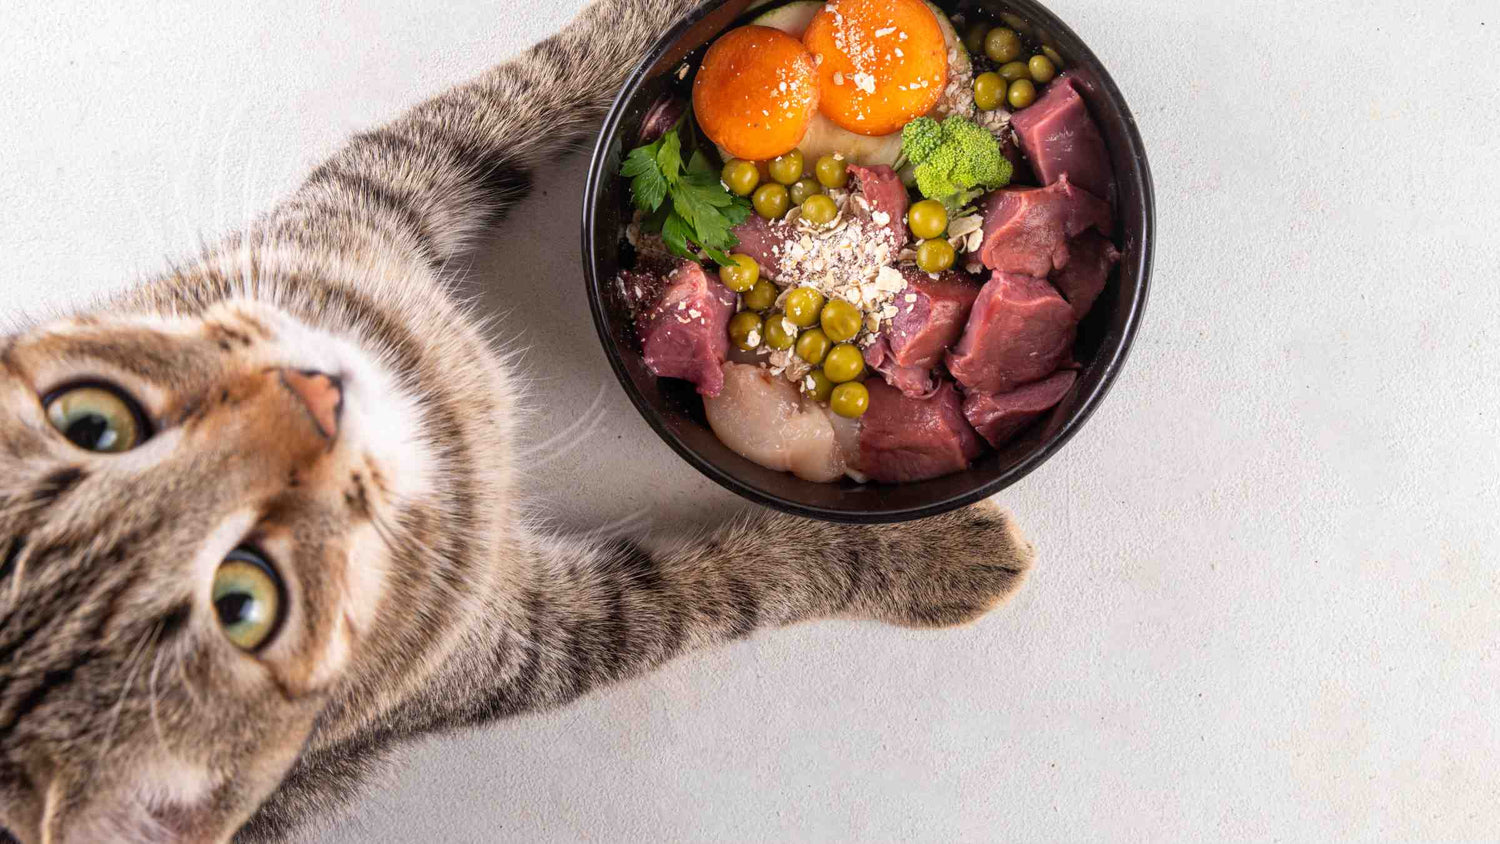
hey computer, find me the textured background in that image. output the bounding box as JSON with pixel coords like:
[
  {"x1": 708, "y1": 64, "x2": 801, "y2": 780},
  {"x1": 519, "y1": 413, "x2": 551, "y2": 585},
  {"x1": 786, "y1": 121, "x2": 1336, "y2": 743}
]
[{"x1": 3, "y1": 1, "x2": 1498, "y2": 841}]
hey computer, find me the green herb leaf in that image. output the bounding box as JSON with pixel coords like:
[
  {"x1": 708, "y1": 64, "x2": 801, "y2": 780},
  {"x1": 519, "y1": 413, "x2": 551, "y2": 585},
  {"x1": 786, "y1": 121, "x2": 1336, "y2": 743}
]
[
  {"x1": 687, "y1": 148, "x2": 714, "y2": 176},
  {"x1": 622, "y1": 144, "x2": 668, "y2": 212},
  {"x1": 620, "y1": 138, "x2": 661, "y2": 178},
  {"x1": 622, "y1": 129, "x2": 747, "y2": 263},
  {"x1": 720, "y1": 197, "x2": 752, "y2": 226},
  {"x1": 639, "y1": 202, "x2": 670, "y2": 235},
  {"x1": 701, "y1": 244, "x2": 733, "y2": 266},
  {"x1": 661, "y1": 211, "x2": 694, "y2": 259},
  {"x1": 656, "y1": 131, "x2": 683, "y2": 185}
]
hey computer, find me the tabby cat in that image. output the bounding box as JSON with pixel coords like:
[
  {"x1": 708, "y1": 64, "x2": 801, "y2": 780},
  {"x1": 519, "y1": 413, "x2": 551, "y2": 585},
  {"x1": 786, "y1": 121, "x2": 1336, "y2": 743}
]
[{"x1": 0, "y1": 0, "x2": 1033, "y2": 840}]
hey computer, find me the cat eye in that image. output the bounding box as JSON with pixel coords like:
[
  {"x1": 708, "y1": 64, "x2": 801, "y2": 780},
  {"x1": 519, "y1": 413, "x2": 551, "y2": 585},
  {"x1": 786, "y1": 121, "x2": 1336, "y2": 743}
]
[
  {"x1": 43, "y1": 383, "x2": 149, "y2": 453},
  {"x1": 213, "y1": 547, "x2": 286, "y2": 652}
]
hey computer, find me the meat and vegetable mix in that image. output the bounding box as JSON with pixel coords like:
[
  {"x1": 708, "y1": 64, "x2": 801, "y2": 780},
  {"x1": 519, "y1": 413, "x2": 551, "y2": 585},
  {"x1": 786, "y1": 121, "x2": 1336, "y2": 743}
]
[{"x1": 614, "y1": 0, "x2": 1120, "y2": 484}]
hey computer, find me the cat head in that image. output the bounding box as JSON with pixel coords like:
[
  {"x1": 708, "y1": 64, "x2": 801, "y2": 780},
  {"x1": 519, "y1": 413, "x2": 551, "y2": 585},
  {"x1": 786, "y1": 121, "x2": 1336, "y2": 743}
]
[{"x1": 0, "y1": 294, "x2": 440, "y2": 842}]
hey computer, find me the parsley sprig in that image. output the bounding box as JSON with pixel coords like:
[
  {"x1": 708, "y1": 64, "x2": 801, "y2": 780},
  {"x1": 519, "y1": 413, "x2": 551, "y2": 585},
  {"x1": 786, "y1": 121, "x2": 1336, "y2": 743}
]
[{"x1": 620, "y1": 125, "x2": 751, "y2": 265}]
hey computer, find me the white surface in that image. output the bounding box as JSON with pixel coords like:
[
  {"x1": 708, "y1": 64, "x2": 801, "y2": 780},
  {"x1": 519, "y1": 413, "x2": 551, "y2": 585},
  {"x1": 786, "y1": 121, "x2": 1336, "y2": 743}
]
[{"x1": 3, "y1": 1, "x2": 1497, "y2": 841}]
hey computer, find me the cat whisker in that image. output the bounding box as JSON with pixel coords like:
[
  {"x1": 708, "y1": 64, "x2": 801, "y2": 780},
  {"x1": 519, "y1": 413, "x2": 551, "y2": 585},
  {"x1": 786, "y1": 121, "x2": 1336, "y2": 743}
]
[
  {"x1": 147, "y1": 645, "x2": 170, "y2": 760},
  {"x1": 96, "y1": 621, "x2": 163, "y2": 772},
  {"x1": 172, "y1": 647, "x2": 204, "y2": 716},
  {"x1": 579, "y1": 507, "x2": 652, "y2": 543},
  {"x1": 515, "y1": 381, "x2": 610, "y2": 468}
]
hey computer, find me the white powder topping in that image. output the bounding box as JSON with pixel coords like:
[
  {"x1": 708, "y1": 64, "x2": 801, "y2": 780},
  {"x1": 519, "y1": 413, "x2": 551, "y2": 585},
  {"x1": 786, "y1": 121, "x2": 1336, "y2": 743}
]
[
  {"x1": 832, "y1": 71, "x2": 845, "y2": 86},
  {"x1": 747, "y1": 187, "x2": 913, "y2": 384},
  {"x1": 975, "y1": 103, "x2": 1015, "y2": 140},
  {"x1": 875, "y1": 26, "x2": 896, "y2": 37},
  {"x1": 894, "y1": 47, "x2": 904, "y2": 57},
  {"x1": 934, "y1": 44, "x2": 977, "y2": 119},
  {"x1": 747, "y1": 329, "x2": 761, "y2": 346},
  {"x1": 852, "y1": 72, "x2": 876, "y2": 94}
]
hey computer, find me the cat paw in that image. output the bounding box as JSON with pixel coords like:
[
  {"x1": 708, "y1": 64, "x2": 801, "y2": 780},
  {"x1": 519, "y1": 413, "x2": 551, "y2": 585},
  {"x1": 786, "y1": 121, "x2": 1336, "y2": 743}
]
[{"x1": 870, "y1": 500, "x2": 1035, "y2": 629}]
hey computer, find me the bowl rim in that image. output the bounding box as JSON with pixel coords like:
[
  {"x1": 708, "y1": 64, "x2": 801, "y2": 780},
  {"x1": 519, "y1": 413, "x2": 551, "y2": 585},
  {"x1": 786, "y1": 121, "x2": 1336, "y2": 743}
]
[{"x1": 581, "y1": 0, "x2": 1155, "y2": 523}]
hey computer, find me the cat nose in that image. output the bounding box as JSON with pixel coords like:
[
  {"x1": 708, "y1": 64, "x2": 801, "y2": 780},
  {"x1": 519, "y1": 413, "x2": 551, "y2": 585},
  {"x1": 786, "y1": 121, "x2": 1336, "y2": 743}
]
[{"x1": 279, "y1": 368, "x2": 343, "y2": 441}]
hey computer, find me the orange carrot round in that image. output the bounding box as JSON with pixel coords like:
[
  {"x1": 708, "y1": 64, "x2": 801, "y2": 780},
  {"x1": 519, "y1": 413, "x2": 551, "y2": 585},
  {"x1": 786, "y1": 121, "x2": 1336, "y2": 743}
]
[
  {"x1": 802, "y1": 0, "x2": 949, "y2": 136},
  {"x1": 693, "y1": 26, "x2": 821, "y2": 161}
]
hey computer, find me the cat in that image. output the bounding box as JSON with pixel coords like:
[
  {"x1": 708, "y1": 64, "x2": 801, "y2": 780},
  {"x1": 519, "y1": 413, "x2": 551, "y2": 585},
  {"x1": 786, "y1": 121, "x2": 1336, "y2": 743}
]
[{"x1": 0, "y1": 0, "x2": 1034, "y2": 840}]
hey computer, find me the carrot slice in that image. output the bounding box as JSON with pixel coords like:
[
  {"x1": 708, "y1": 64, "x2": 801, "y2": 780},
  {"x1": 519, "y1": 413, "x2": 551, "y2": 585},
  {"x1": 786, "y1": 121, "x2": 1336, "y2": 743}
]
[
  {"x1": 802, "y1": 0, "x2": 949, "y2": 136},
  {"x1": 693, "y1": 26, "x2": 821, "y2": 161}
]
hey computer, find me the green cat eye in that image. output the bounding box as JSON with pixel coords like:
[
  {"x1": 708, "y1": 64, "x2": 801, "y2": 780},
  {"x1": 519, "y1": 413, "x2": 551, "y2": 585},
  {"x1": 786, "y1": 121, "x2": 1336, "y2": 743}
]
[
  {"x1": 213, "y1": 548, "x2": 285, "y2": 652},
  {"x1": 43, "y1": 384, "x2": 146, "y2": 453}
]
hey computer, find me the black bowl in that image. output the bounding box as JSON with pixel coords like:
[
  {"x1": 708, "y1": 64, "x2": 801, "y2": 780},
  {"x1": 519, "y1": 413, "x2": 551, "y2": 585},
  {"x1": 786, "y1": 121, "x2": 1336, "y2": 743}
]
[{"x1": 582, "y1": 0, "x2": 1153, "y2": 523}]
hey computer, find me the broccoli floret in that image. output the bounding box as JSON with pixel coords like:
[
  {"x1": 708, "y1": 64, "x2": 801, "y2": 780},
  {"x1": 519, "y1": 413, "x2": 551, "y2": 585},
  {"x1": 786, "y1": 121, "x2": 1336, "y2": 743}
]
[
  {"x1": 903, "y1": 115, "x2": 1013, "y2": 211},
  {"x1": 901, "y1": 117, "x2": 944, "y2": 166}
]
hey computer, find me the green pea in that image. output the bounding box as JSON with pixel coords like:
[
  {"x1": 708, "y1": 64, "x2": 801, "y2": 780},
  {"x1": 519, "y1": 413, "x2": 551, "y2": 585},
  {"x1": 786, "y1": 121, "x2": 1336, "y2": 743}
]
[
  {"x1": 999, "y1": 60, "x2": 1030, "y2": 82},
  {"x1": 916, "y1": 238, "x2": 956, "y2": 273},
  {"x1": 1041, "y1": 45, "x2": 1065, "y2": 68},
  {"x1": 963, "y1": 21, "x2": 990, "y2": 56},
  {"x1": 783, "y1": 287, "x2": 825, "y2": 327},
  {"x1": 822, "y1": 343, "x2": 865, "y2": 383},
  {"x1": 804, "y1": 369, "x2": 835, "y2": 403},
  {"x1": 742, "y1": 279, "x2": 778, "y2": 312},
  {"x1": 974, "y1": 71, "x2": 1006, "y2": 111},
  {"x1": 763, "y1": 312, "x2": 796, "y2": 350},
  {"x1": 819, "y1": 299, "x2": 862, "y2": 343},
  {"x1": 717, "y1": 254, "x2": 759, "y2": 293},
  {"x1": 768, "y1": 149, "x2": 804, "y2": 185},
  {"x1": 752, "y1": 183, "x2": 790, "y2": 219},
  {"x1": 907, "y1": 199, "x2": 948, "y2": 240},
  {"x1": 984, "y1": 27, "x2": 1022, "y2": 64},
  {"x1": 1007, "y1": 78, "x2": 1037, "y2": 109},
  {"x1": 728, "y1": 311, "x2": 764, "y2": 351},
  {"x1": 789, "y1": 178, "x2": 822, "y2": 206},
  {"x1": 814, "y1": 154, "x2": 849, "y2": 189},
  {"x1": 829, "y1": 382, "x2": 870, "y2": 418},
  {"x1": 801, "y1": 194, "x2": 838, "y2": 226},
  {"x1": 1028, "y1": 54, "x2": 1057, "y2": 84},
  {"x1": 794, "y1": 327, "x2": 831, "y2": 365},
  {"x1": 721, "y1": 159, "x2": 760, "y2": 197}
]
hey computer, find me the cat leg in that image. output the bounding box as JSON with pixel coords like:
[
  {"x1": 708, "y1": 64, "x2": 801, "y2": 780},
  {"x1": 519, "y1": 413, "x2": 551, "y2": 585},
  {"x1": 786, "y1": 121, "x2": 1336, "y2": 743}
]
[
  {"x1": 243, "y1": 507, "x2": 1032, "y2": 841},
  {"x1": 459, "y1": 501, "x2": 1033, "y2": 723},
  {"x1": 272, "y1": 0, "x2": 711, "y2": 264}
]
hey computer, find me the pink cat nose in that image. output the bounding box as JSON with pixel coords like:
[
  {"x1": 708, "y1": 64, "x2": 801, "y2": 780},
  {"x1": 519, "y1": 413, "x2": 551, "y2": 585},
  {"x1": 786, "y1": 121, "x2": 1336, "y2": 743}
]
[{"x1": 279, "y1": 368, "x2": 343, "y2": 440}]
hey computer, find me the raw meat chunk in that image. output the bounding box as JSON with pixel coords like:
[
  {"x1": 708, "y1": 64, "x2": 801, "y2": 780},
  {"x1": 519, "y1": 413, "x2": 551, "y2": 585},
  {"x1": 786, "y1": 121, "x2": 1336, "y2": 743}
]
[
  {"x1": 847, "y1": 164, "x2": 910, "y2": 254},
  {"x1": 977, "y1": 176, "x2": 1113, "y2": 278},
  {"x1": 946, "y1": 272, "x2": 1075, "y2": 394},
  {"x1": 863, "y1": 267, "x2": 981, "y2": 397},
  {"x1": 859, "y1": 378, "x2": 984, "y2": 483},
  {"x1": 635, "y1": 261, "x2": 736, "y2": 396},
  {"x1": 1009, "y1": 74, "x2": 1115, "y2": 202},
  {"x1": 1049, "y1": 229, "x2": 1120, "y2": 320},
  {"x1": 962, "y1": 370, "x2": 1078, "y2": 448}
]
